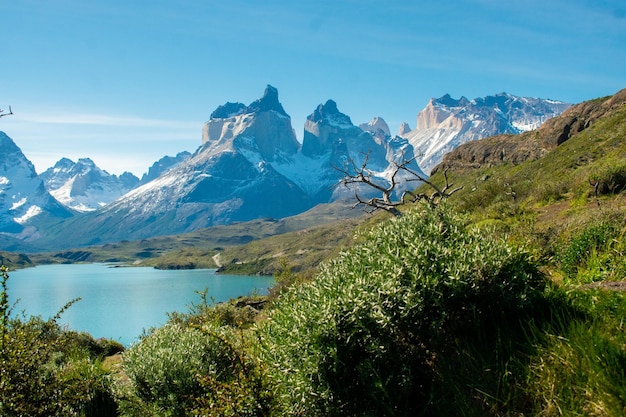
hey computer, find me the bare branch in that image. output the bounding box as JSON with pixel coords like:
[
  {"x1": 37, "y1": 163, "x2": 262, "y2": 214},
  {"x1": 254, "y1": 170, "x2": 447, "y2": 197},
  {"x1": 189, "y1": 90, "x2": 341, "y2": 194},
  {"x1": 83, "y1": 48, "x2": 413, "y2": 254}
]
[
  {"x1": 335, "y1": 151, "x2": 462, "y2": 216},
  {"x1": 0, "y1": 105, "x2": 13, "y2": 119}
]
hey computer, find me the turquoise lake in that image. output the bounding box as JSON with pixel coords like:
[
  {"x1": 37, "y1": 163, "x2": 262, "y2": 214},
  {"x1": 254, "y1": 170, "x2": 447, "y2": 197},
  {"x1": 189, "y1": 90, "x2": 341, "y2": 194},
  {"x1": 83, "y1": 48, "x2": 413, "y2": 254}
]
[{"x1": 7, "y1": 264, "x2": 274, "y2": 346}]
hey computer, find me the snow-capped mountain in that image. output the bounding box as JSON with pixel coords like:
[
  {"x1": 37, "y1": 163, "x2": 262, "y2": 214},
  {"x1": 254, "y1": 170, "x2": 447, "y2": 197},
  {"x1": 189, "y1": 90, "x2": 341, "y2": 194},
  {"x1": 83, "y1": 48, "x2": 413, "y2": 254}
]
[
  {"x1": 69, "y1": 85, "x2": 313, "y2": 242},
  {"x1": 42, "y1": 86, "x2": 426, "y2": 246},
  {"x1": 140, "y1": 151, "x2": 191, "y2": 184},
  {"x1": 1, "y1": 87, "x2": 570, "y2": 250},
  {"x1": 40, "y1": 158, "x2": 141, "y2": 212},
  {"x1": 0, "y1": 132, "x2": 71, "y2": 241},
  {"x1": 402, "y1": 93, "x2": 571, "y2": 173},
  {"x1": 277, "y1": 99, "x2": 423, "y2": 201}
]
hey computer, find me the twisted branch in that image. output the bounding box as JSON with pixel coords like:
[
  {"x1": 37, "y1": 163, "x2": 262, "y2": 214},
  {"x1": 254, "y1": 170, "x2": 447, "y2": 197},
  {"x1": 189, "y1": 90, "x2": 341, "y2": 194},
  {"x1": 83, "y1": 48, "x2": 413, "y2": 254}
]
[{"x1": 336, "y1": 152, "x2": 462, "y2": 216}]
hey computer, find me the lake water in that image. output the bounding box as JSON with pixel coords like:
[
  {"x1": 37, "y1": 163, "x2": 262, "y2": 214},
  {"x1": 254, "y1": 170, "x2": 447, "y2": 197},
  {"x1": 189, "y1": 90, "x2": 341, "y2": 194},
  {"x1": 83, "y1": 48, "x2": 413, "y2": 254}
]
[{"x1": 7, "y1": 264, "x2": 274, "y2": 346}]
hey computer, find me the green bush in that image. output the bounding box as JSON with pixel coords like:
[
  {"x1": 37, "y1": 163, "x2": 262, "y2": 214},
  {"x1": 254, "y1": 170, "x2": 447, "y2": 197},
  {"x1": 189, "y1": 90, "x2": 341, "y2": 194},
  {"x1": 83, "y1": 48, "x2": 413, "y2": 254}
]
[
  {"x1": 257, "y1": 205, "x2": 546, "y2": 416},
  {"x1": 119, "y1": 322, "x2": 271, "y2": 417},
  {"x1": 589, "y1": 162, "x2": 626, "y2": 196},
  {"x1": 0, "y1": 266, "x2": 117, "y2": 417}
]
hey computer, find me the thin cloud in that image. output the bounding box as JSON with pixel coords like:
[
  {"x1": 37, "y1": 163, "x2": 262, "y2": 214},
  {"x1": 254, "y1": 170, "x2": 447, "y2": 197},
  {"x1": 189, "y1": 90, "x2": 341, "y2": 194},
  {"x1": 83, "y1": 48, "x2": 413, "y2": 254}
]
[{"x1": 12, "y1": 112, "x2": 198, "y2": 130}]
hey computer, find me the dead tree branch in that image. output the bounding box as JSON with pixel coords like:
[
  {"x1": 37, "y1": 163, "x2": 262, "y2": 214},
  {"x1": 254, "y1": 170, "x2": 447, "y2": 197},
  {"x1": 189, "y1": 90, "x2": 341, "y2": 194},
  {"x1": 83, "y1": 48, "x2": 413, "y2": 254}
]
[
  {"x1": 335, "y1": 152, "x2": 463, "y2": 216},
  {"x1": 0, "y1": 106, "x2": 13, "y2": 118}
]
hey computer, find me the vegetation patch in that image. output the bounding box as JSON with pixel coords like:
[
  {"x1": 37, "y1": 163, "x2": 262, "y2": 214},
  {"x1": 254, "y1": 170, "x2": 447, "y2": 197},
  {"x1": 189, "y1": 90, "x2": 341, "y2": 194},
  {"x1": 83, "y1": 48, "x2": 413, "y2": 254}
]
[{"x1": 257, "y1": 206, "x2": 548, "y2": 416}]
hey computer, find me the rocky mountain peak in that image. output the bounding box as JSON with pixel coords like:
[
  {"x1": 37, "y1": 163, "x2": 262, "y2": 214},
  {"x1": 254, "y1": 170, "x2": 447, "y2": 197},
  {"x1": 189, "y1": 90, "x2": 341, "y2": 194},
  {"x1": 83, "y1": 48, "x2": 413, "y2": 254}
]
[
  {"x1": 302, "y1": 100, "x2": 359, "y2": 157},
  {"x1": 210, "y1": 102, "x2": 247, "y2": 119},
  {"x1": 247, "y1": 84, "x2": 288, "y2": 116},
  {"x1": 141, "y1": 151, "x2": 191, "y2": 184},
  {"x1": 405, "y1": 92, "x2": 571, "y2": 173},
  {"x1": 433, "y1": 93, "x2": 469, "y2": 108},
  {"x1": 208, "y1": 85, "x2": 287, "y2": 121},
  {"x1": 398, "y1": 122, "x2": 412, "y2": 136},
  {"x1": 359, "y1": 117, "x2": 391, "y2": 137},
  {"x1": 52, "y1": 157, "x2": 75, "y2": 170},
  {"x1": 202, "y1": 86, "x2": 299, "y2": 162},
  {"x1": 435, "y1": 88, "x2": 626, "y2": 173},
  {"x1": 77, "y1": 157, "x2": 96, "y2": 167},
  {"x1": 0, "y1": 131, "x2": 30, "y2": 163},
  {"x1": 40, "y1": 157, "x2": 140, "y2": 212},
  {"x1": 307, "y1": 99, "x2": 347, "y2": 124},
  {"x1": 0, "y1": 131, "x2": 71, "y2": 237}
]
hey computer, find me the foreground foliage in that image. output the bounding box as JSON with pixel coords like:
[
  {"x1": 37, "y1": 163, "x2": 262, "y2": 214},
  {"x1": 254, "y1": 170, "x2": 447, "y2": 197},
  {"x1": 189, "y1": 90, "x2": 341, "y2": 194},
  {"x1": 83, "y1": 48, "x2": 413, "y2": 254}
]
[
  {"x1": 118, "y1": 323, "x2": 271, "y2": 417},
  {"x1": 0, "y1": 266, "x2": 123, "y2": 416},
  {"x1": 257, "y1": 205, "x2": 549, "y2": 416},
  {"x1": 5, "y1": 204, "x2": 626, "y2": 415}
]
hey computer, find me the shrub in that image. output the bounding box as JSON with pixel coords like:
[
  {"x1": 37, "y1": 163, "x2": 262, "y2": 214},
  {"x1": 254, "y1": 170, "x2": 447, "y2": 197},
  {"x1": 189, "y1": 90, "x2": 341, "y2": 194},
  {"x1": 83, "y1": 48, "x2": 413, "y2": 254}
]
[
  {"x1": 257, "y1": 205, "x2": 546, "y2": 416},
  {"x1": 119, "y1": 322, "x2": 271, "y2": 417},
  {"x1": 589, "y1": 162, "x2": 626, "y2": 196},
  {"x1": 0, "y1": 266, "x2": 117, "y2": 417}
]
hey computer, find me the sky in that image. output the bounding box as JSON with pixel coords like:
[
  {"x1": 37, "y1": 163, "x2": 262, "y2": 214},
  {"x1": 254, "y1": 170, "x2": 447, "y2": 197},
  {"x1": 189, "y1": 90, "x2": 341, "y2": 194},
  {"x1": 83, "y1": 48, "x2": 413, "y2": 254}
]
[{"x1": 1, "y1": 0, "x2": 625, "y2": 176}]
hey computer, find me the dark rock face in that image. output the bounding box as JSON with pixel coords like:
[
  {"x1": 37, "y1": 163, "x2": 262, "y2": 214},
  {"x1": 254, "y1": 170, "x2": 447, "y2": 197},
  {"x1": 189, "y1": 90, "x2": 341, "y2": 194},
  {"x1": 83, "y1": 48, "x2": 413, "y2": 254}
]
[{"x1": 141, "y1": 152, "x2": 191, "y2": 184}]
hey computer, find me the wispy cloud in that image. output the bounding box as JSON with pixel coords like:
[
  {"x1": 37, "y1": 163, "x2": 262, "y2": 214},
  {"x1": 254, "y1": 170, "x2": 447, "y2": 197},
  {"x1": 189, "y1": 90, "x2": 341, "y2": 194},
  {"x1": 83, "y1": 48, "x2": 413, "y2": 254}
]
[{"x1": 12, "y1": 112, "x2": 198, "y2": 130}]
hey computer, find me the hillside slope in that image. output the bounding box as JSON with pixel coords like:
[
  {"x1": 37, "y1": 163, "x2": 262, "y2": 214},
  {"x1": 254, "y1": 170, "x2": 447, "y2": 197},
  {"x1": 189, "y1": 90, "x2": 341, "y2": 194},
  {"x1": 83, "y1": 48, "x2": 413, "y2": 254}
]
[{"x1": 434, "y1": 88, "x2": 626, "y2": 172}]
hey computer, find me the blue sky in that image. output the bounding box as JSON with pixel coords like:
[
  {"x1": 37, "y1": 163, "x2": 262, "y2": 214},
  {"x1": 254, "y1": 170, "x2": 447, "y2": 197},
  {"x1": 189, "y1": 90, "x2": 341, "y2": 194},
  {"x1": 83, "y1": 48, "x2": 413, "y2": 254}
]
[{"x1": 1, "y1": 0, "x2": 625, "y2": 176}]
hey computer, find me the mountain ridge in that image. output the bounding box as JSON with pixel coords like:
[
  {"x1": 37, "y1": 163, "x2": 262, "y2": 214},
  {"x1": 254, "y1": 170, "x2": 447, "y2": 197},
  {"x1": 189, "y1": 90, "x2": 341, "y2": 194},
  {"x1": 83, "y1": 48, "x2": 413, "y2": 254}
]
[
  {"x1": 433, "y1": 88, "x2": 626, "y2": 173},
  {"x1": 402, "y1": 92, "x2": 570, "y2": 173},
  {"x1": 0, "y1": 86, "x2": 574, "y2": 251}
]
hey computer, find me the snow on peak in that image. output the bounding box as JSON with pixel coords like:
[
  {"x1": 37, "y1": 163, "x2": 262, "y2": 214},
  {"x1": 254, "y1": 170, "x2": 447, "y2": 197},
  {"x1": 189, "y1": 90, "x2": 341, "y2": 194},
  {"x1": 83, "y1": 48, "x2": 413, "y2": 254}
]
[
  {"x1": 405, "y1": 92, "x2": 571, "y2": 173},
  {"x1": 40, "y1": 157, "x2": 140, "y2": 212},
  {"x1": 359, "y1": 117, "x2": 391, "y2": 136}
]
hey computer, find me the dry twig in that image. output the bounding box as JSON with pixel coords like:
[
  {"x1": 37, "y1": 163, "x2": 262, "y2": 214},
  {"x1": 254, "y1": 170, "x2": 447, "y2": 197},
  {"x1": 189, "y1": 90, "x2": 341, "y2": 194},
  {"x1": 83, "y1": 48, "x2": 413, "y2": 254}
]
[{"x1": 336, "y1": 152, "x2": 463, "y2": 216}]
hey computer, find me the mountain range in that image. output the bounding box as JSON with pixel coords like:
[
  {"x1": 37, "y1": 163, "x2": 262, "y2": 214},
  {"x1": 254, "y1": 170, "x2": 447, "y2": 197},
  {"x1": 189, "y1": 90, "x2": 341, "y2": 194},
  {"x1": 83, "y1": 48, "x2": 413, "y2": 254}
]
[
  {"x1": 39, "y1": 152, "x2": 191, "y2": 212},
  {"x1": 0, "y1": 86, "x2": 569, "y2": 251},
  {"x1": 401, "y1": 93, "x2": 570, "y2": 173}
]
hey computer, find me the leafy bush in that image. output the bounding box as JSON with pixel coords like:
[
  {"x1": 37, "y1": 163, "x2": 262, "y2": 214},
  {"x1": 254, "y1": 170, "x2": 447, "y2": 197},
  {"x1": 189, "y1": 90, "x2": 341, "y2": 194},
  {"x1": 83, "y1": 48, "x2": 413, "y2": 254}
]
[
  {"x1": 257, "y1": 205, "x2": 546, "y2": 416},
  {"x1": 0, "y1": 266, "x2": 118, "y2": 417},
  {"x1": 119, "y1": 322, "x2": 271, "y2": 417}
]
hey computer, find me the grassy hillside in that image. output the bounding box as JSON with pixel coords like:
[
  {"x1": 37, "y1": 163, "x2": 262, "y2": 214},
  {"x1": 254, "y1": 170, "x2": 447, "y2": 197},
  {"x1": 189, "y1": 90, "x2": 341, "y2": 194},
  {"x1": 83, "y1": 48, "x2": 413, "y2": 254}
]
[{"x1": 425, "y1": 90, "x2": 626, "y2": 278}]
